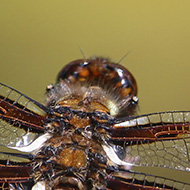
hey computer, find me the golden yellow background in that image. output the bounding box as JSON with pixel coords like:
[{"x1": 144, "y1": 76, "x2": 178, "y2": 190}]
[
  {"x1": 0, "y1": 1, "x2": 190, "y2": 185},
  {"x1": 0, "y1": 1, "x2": 190, "y2": 115}
]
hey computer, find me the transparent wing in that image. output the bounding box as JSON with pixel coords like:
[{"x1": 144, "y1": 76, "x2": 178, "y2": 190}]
[
  {"x1": 0, "y1": 83, "x2": 51, "y2": 189},
  {"x1": 107, "y1": 111, "x2": 190, "y2": 189},
  {"x1": 0, "y1": 164, "x2": 33, "y2": 190},
  {"x1": 0, "y1": 83, "x2": 48, "y2": 162},
  {"x1": 106, "y1": 169, "x2": 190, "y2": 190}
]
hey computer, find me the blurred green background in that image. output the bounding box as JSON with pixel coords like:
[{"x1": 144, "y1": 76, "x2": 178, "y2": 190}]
[{"x1": 0, "y1": 1, "x2": 190, "y2": 115}]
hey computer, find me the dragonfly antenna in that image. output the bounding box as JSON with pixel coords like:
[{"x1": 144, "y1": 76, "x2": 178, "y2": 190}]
[
  {"x1": 77, "y1": 45, "x2": 86, "y2": 59},
  {"x1": 117, "y1": 51, "x2": 131, "y2": 64}
]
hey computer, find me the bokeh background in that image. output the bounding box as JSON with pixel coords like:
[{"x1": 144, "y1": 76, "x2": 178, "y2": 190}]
[
  {"x1": 1, "y1": 1, "x2": 190, "y2": 186},
  {"x1": 0, "y1": 1, "x2": 190, "y2": 115}
]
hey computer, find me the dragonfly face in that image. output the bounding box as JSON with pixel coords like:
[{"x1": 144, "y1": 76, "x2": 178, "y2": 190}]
[{"x1": 0, "y1": 58, "x2": 190, "y2": 190}]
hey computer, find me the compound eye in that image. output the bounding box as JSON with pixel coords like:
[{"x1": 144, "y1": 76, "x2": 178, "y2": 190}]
[{"x1": 56, "y1": 58, "x2": 138, "y2": 117}]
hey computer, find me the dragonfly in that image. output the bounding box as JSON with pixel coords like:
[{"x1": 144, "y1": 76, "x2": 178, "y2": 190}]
[{"x1": 0, "y1": 57, "x2": 190, "y2": 190}]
